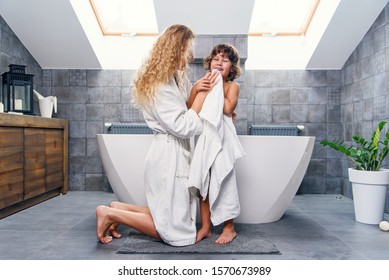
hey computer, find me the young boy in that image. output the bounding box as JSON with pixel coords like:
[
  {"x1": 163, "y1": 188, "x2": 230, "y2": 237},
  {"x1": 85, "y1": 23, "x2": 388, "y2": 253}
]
[{"x1": 189, "y1": 44, "x2": 243, "y2": 244}]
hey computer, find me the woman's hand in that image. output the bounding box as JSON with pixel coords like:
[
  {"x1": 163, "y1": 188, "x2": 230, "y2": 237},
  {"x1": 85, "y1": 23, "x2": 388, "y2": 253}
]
[
  {"x1": 187, "y1": 71, "x2": 219, "y2": 109},
  {"x1": 193, "y1": 71, "x2": 218, "y2": 94},
  {"x1": 190, "y1": 71, "x2": 220, "y2": 114}
]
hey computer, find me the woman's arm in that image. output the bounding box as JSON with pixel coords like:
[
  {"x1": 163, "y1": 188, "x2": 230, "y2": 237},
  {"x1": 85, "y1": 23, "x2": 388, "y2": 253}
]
[
  {"x1": 190, "y1": 91, "x2": 208, "y2": 114},
  {"x1": 187, "y1": 71, "x2": 218, "y2": 108}
]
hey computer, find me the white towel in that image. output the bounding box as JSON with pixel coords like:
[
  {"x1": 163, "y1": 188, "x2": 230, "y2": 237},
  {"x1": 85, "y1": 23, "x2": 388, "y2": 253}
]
[{"x1": 188, "y1": 70, "x2": 246, "y2": 225}]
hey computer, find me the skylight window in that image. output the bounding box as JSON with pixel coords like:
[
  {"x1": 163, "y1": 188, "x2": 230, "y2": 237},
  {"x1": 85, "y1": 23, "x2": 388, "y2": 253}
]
[
  {"x1": 90, "y1": 0, "x2": 319, "y2": 37},
  {"x1": 249, "y1": 0, "x2": 320, "y2": 36},
  {"x1": 90, "y1": 0, "x2": 158, "y2": 36}
]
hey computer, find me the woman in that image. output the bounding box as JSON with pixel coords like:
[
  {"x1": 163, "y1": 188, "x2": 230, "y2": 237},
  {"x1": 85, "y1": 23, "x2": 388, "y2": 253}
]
[{"x1": 96, "y1": 24, "x2": 217, "y2": 246}]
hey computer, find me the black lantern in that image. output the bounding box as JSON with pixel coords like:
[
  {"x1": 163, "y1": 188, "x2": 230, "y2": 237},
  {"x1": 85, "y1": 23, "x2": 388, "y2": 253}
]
[{"x1": 1, "y1": 64, "x2": 34, "y2": 114}]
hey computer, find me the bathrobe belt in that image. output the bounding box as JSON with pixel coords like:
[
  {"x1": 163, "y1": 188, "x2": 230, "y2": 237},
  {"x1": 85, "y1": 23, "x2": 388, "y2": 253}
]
[{"x1": 154, "y1": 133, "x2": 181, "y2": 142}]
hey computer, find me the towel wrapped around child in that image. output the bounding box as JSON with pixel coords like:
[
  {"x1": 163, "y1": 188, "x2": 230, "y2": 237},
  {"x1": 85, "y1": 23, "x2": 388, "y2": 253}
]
[{"x1": 188, "y1": 70, "x2": 246, "y2": 226}]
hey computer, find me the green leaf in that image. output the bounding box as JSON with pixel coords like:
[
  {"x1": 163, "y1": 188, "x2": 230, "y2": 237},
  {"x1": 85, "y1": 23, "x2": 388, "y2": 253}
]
[{"x1": 320, "y1": 121, "x2": 389, "y2": 171}]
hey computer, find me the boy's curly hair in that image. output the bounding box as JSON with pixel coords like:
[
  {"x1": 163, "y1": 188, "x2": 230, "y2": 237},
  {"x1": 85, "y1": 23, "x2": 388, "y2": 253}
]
[
  {"x1": 203, "y1": 43, "x2": 241, "y2": 82},
  {"x1": 132, "y1": 24, "x2": 195, "y2": 108}
]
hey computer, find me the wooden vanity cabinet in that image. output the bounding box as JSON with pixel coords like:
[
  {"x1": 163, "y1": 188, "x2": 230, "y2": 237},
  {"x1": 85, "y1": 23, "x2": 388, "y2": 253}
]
[{"x1": 0, "y1": 114, "x2": 68, "y2": 218}]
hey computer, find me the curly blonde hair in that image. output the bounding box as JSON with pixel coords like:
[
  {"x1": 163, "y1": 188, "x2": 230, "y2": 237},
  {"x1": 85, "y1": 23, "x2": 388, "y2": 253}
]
[{"x1": 132, "y1": 24, "x2": 195, "y2": 108}]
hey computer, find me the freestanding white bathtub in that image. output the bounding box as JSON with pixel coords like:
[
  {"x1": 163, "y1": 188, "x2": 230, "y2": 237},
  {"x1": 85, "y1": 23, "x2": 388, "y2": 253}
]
[{"x1": 97, "y1": 134, "x2": 315, "y2": 224}]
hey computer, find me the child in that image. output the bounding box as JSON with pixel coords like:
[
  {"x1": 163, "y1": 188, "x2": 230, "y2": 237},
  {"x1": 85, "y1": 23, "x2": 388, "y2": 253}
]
[{"x1": 189, "y1": 44, "x2": 243, "y2": 244}]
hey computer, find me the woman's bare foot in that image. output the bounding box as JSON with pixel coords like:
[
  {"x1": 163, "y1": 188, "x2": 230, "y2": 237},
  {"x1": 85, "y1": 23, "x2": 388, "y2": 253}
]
[
  {"x1": 196, "y1": 227, "x2": 212, "y2": 243},
  {"x1": 109, "y1": 224, "x2": 122, "y2": 239},
  {"x1": 215, "y1": 221, "x2": 236, "y2": 244},
  {"x1": 96, "y1": 205, "x2": 114, "y2": 244}
]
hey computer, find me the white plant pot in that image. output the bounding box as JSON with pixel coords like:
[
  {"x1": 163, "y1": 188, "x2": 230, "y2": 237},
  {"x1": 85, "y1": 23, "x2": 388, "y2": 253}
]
[{"x1": 348, "y1": 168, "x2": 389, "y2": 225}]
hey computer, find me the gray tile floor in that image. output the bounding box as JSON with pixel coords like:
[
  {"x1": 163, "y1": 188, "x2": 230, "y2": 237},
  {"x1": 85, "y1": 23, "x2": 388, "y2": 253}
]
[{"x1": 0, "y1": 191, "x2": 388, "y2": 260}]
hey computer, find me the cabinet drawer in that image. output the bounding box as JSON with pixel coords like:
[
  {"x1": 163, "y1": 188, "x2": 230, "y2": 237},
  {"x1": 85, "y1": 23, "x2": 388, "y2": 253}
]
[
  {"x1": 0, "y1": 128, "x2": 24, "y2": 209},
  {"x1": 24, "y1": 128, "x2": 64, "y2": 199},
  {"x1": 45, "y1": 129, "x2": 64, "y2": 191},
  {"x1": 24, "y1": 128, "x2": 46, "y2": 200}
]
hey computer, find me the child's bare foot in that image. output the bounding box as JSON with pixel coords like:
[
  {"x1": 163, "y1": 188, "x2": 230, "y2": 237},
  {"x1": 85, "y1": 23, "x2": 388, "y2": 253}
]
[
  {"x1": 196, "y1": 227, "x2": 212, "y2": 243},
  {"x1": 109, "y1": 224, "x2": 122, "y2": 238},
  {"x1": 96, "y1": 205, "x2": 114, "y2": 244},
  {"x1": 215, "y1": 222, "x2": 236, "y2": 244}
]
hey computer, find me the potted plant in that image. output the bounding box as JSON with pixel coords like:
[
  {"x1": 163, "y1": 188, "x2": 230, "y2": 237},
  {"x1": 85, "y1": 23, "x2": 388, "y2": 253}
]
[{"x1": 320, "y1": 120, "x2": 389, "y2": 225}]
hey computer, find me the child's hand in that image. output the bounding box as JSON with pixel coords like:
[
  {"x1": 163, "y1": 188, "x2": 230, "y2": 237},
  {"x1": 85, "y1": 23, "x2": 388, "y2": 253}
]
[{"x1": 232, "y1": 112, "x2": 237, "y2": 123}]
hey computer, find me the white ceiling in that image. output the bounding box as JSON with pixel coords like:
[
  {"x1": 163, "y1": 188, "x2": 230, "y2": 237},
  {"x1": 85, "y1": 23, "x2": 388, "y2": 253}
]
[{"x1": 0, "y1": 0, "x2": 388, "y2": 70}]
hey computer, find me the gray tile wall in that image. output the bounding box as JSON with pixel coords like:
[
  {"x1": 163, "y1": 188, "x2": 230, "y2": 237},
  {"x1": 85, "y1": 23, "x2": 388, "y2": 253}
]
[
  {"x1": 0, "y1": 16, "x2": 42, "y2": 105},
  {"x1": 245, "y1": 70, "x2": 342, "y2": 195},
  {"x1": 339, "y1": 7, "x2": 389, "y2": 212},
  {"x1": 38, "y1": 64, "x2": 343, "y2": 194},
  {"x1": 1, "y1": 4, "x2": 389, "y2": 214},
  {"x1": 40, "y1": 69, "x2": 139, "y2": 191}
]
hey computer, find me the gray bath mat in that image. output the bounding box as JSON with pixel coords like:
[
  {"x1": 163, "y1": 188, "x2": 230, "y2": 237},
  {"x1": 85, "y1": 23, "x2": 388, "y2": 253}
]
[{"x1": 117, "y1": 224, "x2": 280, "y2": 254}]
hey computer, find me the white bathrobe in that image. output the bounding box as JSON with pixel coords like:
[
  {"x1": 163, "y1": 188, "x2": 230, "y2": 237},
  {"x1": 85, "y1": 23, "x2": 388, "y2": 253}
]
[
  {"x1": 142, "y1": 75, "x2": 202, "y2": 246},
  {"x1": 188, "y1": 71, "x2": 246, "y2": 226}
]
